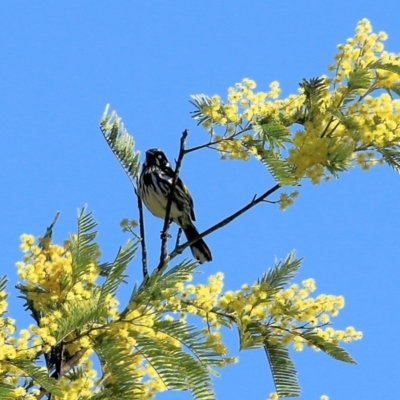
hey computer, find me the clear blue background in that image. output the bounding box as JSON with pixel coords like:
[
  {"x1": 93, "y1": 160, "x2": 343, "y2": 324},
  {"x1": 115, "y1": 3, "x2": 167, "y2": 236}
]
[{"x1": 1, "y1": 2, "x2": 399, "y2": 399}]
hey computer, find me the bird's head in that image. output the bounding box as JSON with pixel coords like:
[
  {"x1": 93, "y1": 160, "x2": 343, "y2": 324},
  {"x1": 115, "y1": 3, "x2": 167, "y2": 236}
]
[{"x1": 144, "y1": 148, "x2": 171, "y2": 168}]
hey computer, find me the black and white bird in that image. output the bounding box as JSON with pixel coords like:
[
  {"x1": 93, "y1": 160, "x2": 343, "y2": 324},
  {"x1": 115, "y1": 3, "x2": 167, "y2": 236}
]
[{"x1": 138, "y1": 148, "x2": 212, "y2": 263}]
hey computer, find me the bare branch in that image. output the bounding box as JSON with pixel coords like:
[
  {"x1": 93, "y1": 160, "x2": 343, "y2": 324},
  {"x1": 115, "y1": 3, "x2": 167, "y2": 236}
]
[
  {"x1": 175, "y1": 227, "x2": 183, "y2": 249},
  {"x1": 169, "y1": 183, "x2": 281, "y2": 261},
  {"x1": 135, "y1": 183, "x2": 148, "y2": 279},
  {"x1": 184, "y1": 125, "x2": 252, "y2": 154},
  {"x1": 36, "y1": 348, "x2": 88, "y2": 400},
  {"x1": 157, "y1": 129, "x2": 189, "y2": 270}
]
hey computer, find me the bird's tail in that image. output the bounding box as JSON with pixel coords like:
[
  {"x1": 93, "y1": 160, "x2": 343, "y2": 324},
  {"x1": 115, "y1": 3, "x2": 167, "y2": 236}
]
[{"x1": 182, "y1": 221, "x2": 212, "y2": 264}]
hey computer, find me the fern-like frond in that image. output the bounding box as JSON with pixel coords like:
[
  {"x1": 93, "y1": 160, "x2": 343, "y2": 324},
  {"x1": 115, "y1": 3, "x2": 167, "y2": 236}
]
[
  {"x1": 327, "y1": 110, "x2": 362, "y2": 142},
  {"x1": 0, "y1": 276, "x2": 8, "y2": 293},
  {"x1": 53, "y1": 296, "x2": 100, "y2": 343},
  {"x1": 298, "y1": 77, "x2": 327, "y2": 121},
  {"x1": 325, "y1": 142, "x2": 354, "y2": 177},
  {"x1": 244, "y1": 145, "x2": 298, "y2": 186},
  {"x1": 302, "y1": 333, "x2": 356, "y2": 364},
  {"x1": 263, "y1": 336, "x2": 301, "y2": 397},
  {"x1": 7, "y1": 359, "x2": 62, "y2": 396},
  {"x1": 92, "y1": 333, "x2": 143, "y2": 397},
  {"x1": 98, "y1": 238, "x2": 138, "y2": 310},
  {"x1": 0, "y1": 383, "x2": 16, "y2": 400},
  {"x1": 69, "y1": 208, "x2": 99, "y2": 283},
  {"x1": 152, "y1": 319, "x2": 222, "y2": 371},
  {"x1": 347, "y1": 64, "x2": 371, "y2": 91},
  {"x1": 100, "y1": 104, "x2": 140, "y2": 185},
  {"x1": 132, "y1": 325, "x2": 216, "y2": 400},
  {"x1": 237, "y1": 320, "x2": 265, "y2": 351},
  {"x1": 377, "y1": 147, "x2": 400, "y2": 173},
  {"x1": 0, "y1": 276, "x2": 8, "y2": 318},
  {"x1": 64, "y1": 366, "x2": 86, "y2": 381},
  {"x1": 128, "y1": 259, "x2": 198, "y2": 306},
  {"x1": 368, "y1": 61, "x2": 400, "y2": 76},
  {"x1": 258, "y1": 252, "x2": 302, "y2": 301},
  {"x1": 189, "y1": 94, "x2": 213, "y2": 126},
  {"x1": 253, "y1": 118, "x2": 292, "y2": 150}
]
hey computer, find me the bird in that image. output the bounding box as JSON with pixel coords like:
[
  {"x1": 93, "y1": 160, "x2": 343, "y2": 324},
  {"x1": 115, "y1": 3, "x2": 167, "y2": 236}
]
[{"x1": 138, "y1": 148, "x2": 212, "y2": 263}]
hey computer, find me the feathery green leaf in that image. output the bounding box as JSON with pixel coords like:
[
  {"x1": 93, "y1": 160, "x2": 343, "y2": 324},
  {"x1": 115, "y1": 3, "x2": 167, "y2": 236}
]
[
  {"x1": 347, "y1": 65, "x2": 371, "y2": 90},
  {"x1": 369, "y1": 61, "x2": 400, "y2": 76},
  {"x1": 257, "y1": 148, "x2": 298, "y2": 186},
  {"x1": 100, "y1": 105, "x2": 140, "y2": 184},
  {"x1": 7, "y1": 359, "x2": 62, "y2": 396},
  {"x1": 190, "y1": 94, "x2": 214, "y2": 126},
  {"x1": 264, "y1": 336, "x2": 301, "y2": 397},
  {"x1": 302, "y1": 333, "x2": 357, "y2": 364},
  {"x1": 377, "y1": 147, "x2": 400, "y2": 173},
  {"x1": 69, "y1": 208, "x2": 99, "y2": 283},
  {"x1": 132, "y1": 321, "x2": 217, "y2": 400},
  {"x1": 92, "y1": 333, "x2": 143, "y2": 397},
  {"x1": 258, "y1": 252, "x2": 302, "y2": 301},
  {"x1": 253, "y1": 119, "x2": 292, "y2": 150},
  {"x1": 98, "y1": 238, "x2": 138, "y2": 310},
  {"x1": 0, "y1": 383, "x2": 16, "y2": 400}
]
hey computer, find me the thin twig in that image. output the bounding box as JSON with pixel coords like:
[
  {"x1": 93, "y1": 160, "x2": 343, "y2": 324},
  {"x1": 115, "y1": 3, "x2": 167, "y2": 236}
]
[
  {"x1": 175, "y1": 228, "x2": 183, "y2": 249},
  {"x1": 157, "y1": 129, "x2": 189, "y2": 270},
  {"x1": 36, "y1": 348, "x2": 88, "y2": 399},
  {"x1": 169, "y1": 183, "x2": 281, "y2": 261},
  {"x1": 135, "y1": 184, "x2": 148, "y2": 278},
  {"x1": 184, "y1": 125, "x2": 252, "y2": 154}
]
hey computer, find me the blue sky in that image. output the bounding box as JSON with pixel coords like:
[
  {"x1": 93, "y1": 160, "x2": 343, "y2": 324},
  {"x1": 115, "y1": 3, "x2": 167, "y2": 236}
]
[{"x1": 1, "y1": 2, "x2": 399, "y2": 399}]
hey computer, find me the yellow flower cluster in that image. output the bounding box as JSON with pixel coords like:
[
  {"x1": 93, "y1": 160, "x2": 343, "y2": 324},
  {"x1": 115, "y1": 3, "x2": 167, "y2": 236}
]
[
  {"x1": 218, "y1": 277, "x2": 361, "y2": 353},
  {"x1": 199, "y1": 79, "x2": 300, "y2": 161},
  {"x1": 279, "y1": 191, "x2": 299, "y2": 211},
  {"x1": 195, "y1": 18, "x2": 400, "y2": 186},
  {"x1": 17, "y1": 234, "x2": 99, "y2": 305},
  {"x1": 288, "y1": 18, "x2": 400, "y2": 182},
  {"x1": 4, "y1": 234, "x2": 361, "y2": 398},
  {"x1": 9, "y1": 234, "x2": 174, "y2": 399}
]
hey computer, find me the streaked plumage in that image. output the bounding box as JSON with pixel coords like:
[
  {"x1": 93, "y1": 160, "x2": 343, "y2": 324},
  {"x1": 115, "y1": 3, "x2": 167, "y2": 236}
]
[{"x1": 138, "y1": 148, "x2": 212, "y2": 263}]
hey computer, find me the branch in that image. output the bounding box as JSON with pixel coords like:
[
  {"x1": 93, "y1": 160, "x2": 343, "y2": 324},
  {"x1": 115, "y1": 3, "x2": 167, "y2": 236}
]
[
  {"x1": 135, "y1": 184, "x2": 148, "y2": 279},
  {"x1": 184, "y1": 125, "x2": 252, "y2": 154},
  {"x1": 157, "y1": 129, "x2": 189, "y2": 270},
  {"x1": 175, "y1": 228, "x2": 183, "y2": 249},
  {"x1": 169, "y1": 183, "x2": 281, "y2": 261},
  {"x1": 36, "y1": 348, "x2": 88, "y2": 400}
]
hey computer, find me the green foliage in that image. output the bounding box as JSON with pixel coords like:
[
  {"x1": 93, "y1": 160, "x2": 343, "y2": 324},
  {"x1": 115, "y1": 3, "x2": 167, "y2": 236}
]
[
  {"x1": 347, "y1": 64, "x2": 371, "y2": 91},
  {"x1": 98, "y1": 238, "x2": 138, "y2": 310},
  {"x1": 258, "y1": 252, "x2": 302, "y2": 301},
  {"x1": 190, "y1": 94, "x2": 213, "y2": 126},
  {"x1": 302, "y1": 333, "x2": 356, "y2": 364},
  {"x1": 253, "y1": 118, "x2": 292, "y2": 149},
  {"x1": 0, "y1": 277, "x2": 8, "y2": 318},
  {"x1": 7, "y1": 358, "x2": 62, "y2": 396},
  {"x1": 0, "y1": 383, "x2": 15, "y2": 400},
  {"x1": 52, "y1": 297, "x2": 100, "y2": 343},
  {"x1": 368, "y1": 61, "x2": 400, "y2": 76},
  {"x1": 70, "y1": 208, "x2": 99, "y2": 284},
  {"x1": 377, "y1": 147, "x2": 400, "y2": 172},
  {"x1": 127, "y1": 259, "x2": 198, "y2": 307},
  {"x1": 91, "y1": 333, "x2": 143, "y2": 399},
  {"x1": 100, "y1": 105, "x2": 140, "y2": 185},
  {"x1": 132, "y1": 320, "x2": 218, "y2": 400},
  {"x1": 297, "y1": 77, "x2": 327, "y2": 122},
  {"x1": 263, "y1": 336, "x2": 301, "y2": 397}
]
